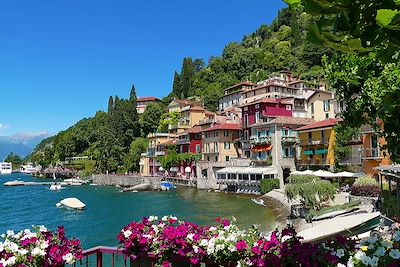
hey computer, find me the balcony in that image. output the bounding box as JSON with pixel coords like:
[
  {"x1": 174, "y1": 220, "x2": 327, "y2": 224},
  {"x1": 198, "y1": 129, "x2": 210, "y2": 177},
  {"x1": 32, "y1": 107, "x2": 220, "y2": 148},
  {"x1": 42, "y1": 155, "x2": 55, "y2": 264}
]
[
  {"x1": 251, "y1": 157, "x2": 272, "y2": 166},
  {"x1": 339, "y1": 156, "x2": 362, "y2": 165},
  {"x1": 250, "y1": 135, "x2": 271, "y2": 145},
  {"x1": 361, "y1": 148, "x2": 382, "y2": 159},
  {"x1": 281, "y1": 135, "x2": 299, "y2": 143},
  {"x1": 155, "y1": 151, "x2": 165, "y2": 156},
  {"x1": 360, "y1": 124, "x2": 375, "y2": 133},
  {"x1": 300, "y1": 138, "x2": 328, "y2": 146},
  {"x1": 177, "y1": 138, "x2": 190, "y2": 145},
  {"x1": 297, "y1": 159, "x2": 328, "y2": 166}
]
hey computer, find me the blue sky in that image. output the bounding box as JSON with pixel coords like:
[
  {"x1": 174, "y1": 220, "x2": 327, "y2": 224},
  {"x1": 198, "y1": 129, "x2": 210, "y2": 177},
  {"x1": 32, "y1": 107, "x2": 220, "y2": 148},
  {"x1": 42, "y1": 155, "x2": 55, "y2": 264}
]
[{"x1": 0, "y1": 0, "x2": 286, "y2": 136}]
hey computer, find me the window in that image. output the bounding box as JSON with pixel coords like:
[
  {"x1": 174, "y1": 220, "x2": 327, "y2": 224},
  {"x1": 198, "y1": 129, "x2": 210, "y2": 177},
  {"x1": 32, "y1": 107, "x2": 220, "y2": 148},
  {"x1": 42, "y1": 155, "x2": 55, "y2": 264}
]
[
  {"x1": 325, "y1": 113, "x2": 329, "y2": 119},
  {"x1": 255, "y1": 111, "x2": 260, "y2": 123},
  {"x1": 215, "y1": 155, "x2": 219, "y2": 162},
  {"x1": 255, "y1": 104, "x2": 260, "y2": 109},
  {"x1": 286, "y1": 105, "x2": 292, "y2": 110},
  {"x1": 196, "y1": 144, "x2": 201, "y2": 153},
  {"x1": 244, "y1": 130, "x2": 249, "y2": 141},
  {"x1": 311, "y1": 103, "x2": 314, "y2": 114},
  {"x1": 283, "y1": 147, "x2": 292, "y2": 158},
  {"x1": 323, "y1": 100, "x2": 331, "y2": 112},
  {"x1": 224, "y1": 131, "x2": 229, "y2": 137},
  {"x1": 207, "y1": 156, "x2": 210, "y2": 161},
  {"x1": 226, "y1": 156, "x2": 230, "y2": 161},
  {"x1": 214, "y1": 142, "x2": 218, "y2": 152},
  {"x1": 244, "y1": 114, "x2": 249, "y2": 127},
  {"x1": 224, "y1": 142, "x2": 231, "y2": 150}
]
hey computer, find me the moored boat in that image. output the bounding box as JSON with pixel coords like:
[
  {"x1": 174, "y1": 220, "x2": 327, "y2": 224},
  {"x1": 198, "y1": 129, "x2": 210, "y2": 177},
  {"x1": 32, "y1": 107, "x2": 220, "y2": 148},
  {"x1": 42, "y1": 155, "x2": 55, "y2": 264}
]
[
  {"x1": 57, "y1": 197, "x2": 86, "y2": 210},
  {"x1": 251, "y1": 198, "x2": 266, "y2": 207},
  {"x1": 160, "y1": 181, "x2": 174, "y2": 191},
  {"x1": 20, "y1": 163, "x2": 40, "y2": 174},
  {"x1": 298, "y1": 212, "x2": 381, "y2": 242},
  {"x1": 3, "y1": 180, "x2": 25, "y2": 186}
]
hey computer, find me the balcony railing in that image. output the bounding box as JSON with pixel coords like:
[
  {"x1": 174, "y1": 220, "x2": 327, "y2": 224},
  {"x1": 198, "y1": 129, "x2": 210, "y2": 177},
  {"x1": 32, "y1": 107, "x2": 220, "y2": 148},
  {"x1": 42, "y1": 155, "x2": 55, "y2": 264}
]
[
  {"x1": 300, "y1": 138, "x2": 328, "y2": 146},
  {"x1": 281, "y1": 136, "x2": 299, "y2": 143},
  {"x1": 250, "y1": 135, "x2": 271, "y2": 145},
  {"x1": 297, "y1": 159, "x2": 328, "y2": 166},
  {"x1": 177, "y1": 138, "x2": 190, "y2": 145},
  {"x1": 362, "y1": 148, "x2": 382, "y2": 159},
  {"x1": 80, "y1": 246, "x2": 221, "y2": 267},
  {"x1": 155, "y1": 151, "x2": 165, "y2": 156}
]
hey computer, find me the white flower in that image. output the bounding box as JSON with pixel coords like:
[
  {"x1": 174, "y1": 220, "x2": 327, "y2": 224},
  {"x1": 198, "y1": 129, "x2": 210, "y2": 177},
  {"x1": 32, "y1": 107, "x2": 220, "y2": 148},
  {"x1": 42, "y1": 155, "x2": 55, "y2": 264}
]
[
  {"x1": 31, "y1": 247, "x2": 46, "y2": 256},
  {"x1": 151, "y1": 225, "x2": 159, "y2": 234},
  {"x1": 393, "y1": 231, "x2": 400, "y2": 242},
  {"x1": 354, "y1": 251, "x2": 365, "y2": 260},
  {"x1": 0, "y1": 242, "x2": 3, "y2": 252},
  {"x1": 374, "y1": 246, "x2": 385, "y2": 257},
  {"x1": 336, "y1": 263, "x2": 346, "y2": 267},
  {"x1": 24, "y1": 229, "x2": 31, "y2": 235},
  {"x1": 209, "y1": 226, "x2": 217, "y2": 231},
  {"x1": 200, "y1": 239, "x2": 208, "y2": 247},
  {"x1": 335, "y1": 248, "x2": 345, "y2": 258},
  {"x1": 39, "y1": 225, "x2": 48, "y2": 232},
  {"x1": 281, "y1": 235, "x2": 291, "y2": 242},
  {"x1": 389, "y1": 249, "x2": 400, "y2": 259},
  {"x1": 186, "y1": 233, "x2": 195, "y2": 241},
  {"x1": 6, "y1": 230, "x2": 14, "y2": 237},
  {"x1": 162, "y1": 216, "x2": 169, "y2": 221},
  {"x1": 236, "y1": 261, "x2": 241, "y2": 267},
  {"x1": 62, "y1": 252, "x2": 75, "y2": 264},
  {"x1": 142, "y1": 234, "x2": 153, "y2": 239},
  {"x1": 123, "y1": 229, "x2": 132, "y2": 238},
  {"x1": 39, "y1": 241, "x2": 49, "y2": 250},
  {"x1": 215, "y1": 244, "x2": 225, "y2": 252},
  {"x1": 224, "y1": 225, "x2": 231, "y2": 230},
  {"x1": 228, "y1": 244, "x2": 237, "y2": 252},
  {"x1": 193, "y1": 245, "x2": 199, "y2": 253},
  {"x1": 347, "y1": 257, "x2": 355, "y2": 267},
  {"x1": 369, "y1": 256, "x2": 379, "y2": 267},
  {"x1": 148, "y1": 215, "x2": 158, "y2": 222},
  {"x1": 3, "y1": 256, "x2": 16, "y2": 266},
  {"x1": 170, "y1": 216, "x2": 177, "y2": 220},
  {"x1": 18, "y1": 248, "x2": 28, "y2": 255},
  {"x1": 8, "y1": 242, "x2": 19, "y2": 253}
]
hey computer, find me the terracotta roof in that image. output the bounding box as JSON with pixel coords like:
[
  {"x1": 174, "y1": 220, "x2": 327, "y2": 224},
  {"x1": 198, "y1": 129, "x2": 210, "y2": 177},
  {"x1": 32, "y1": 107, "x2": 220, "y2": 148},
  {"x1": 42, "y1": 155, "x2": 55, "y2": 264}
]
[
  {"x1": 202, "y1": 123, "x2": 241, "y2": 132},
  {"x1": 267, "y1": 116, "x2": 316, "y2": 126},
  {"x1": 296, "y1": 118, "x2": 339, "y2": 131},
  {"x1": 240, "y1": 98, "x2": 292, "y2": 107},
  {"x1": 137, "y1": 97, "x2": 159, "y2": 102},
  {"x1": 180, "y1": 125, "x2": 203, "y2": 135},
  {"x1": 205, "y1": 110, "x2": 216, "y2": 116},
  {"x1": 224, "y1": 81, "x2": 256, "y2": 92},
  {"x1": 189, "y1": 105, "x2": 205, "y2": 112},
  {"x1": 160, "y1": 139, "x2": 177, "y2": 146}
]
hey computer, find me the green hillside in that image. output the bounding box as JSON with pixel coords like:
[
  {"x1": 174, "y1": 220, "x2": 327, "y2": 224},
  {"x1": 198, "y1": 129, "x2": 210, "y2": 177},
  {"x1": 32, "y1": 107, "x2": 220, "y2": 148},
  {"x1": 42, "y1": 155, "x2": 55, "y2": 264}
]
[{"x1": 27, "y1": 7, "x2": 329, "y2": 173}]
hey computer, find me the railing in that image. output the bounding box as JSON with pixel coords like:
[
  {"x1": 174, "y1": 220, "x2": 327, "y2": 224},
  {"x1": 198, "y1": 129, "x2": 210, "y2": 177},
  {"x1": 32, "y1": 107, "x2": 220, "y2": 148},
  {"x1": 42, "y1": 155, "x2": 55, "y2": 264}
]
[
  {"x1": 80, "y1": 246, "x2": 221, "y2": 267},
  {"x1": 297, "y1": 159, "x2": 328, "y2": 166},
  {"x1": 360, "y1": 124, "x2": 375, "y2": 133},
  {"x1": 250, "y1": 135, "x2": 271, "y2": 145},
  {"x1": 362, "y1": 148, "x2": 382, "y2": 159},
  {"x1": 281, "y1": 136, "x2": 299, "y2": 143},
  {"x1": 177, "y1": 138, "x2": 190, "y2": 145},
  {"x1": 299, "y1": 138, "x2": 328, "y2": 146},
  {"x1": 155, "y1": 151, "x2": 165, "y2": 156}
]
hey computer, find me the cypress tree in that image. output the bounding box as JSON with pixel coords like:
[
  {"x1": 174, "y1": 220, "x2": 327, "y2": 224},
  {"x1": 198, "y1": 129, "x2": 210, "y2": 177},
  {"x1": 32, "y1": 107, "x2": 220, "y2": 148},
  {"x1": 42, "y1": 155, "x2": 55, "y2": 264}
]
[
  {"x1": 107, "y1": 96, "x2": 114, "y2": 113},
  {"x1": 129, "y1": 84, "x2": 137, "y2": 102},
  {"x1": 172, "y1": 71, "x2": 181, "y2": 97},
  {"x1": 180, "y1": 57, "x2": 195, "y2": 99}
]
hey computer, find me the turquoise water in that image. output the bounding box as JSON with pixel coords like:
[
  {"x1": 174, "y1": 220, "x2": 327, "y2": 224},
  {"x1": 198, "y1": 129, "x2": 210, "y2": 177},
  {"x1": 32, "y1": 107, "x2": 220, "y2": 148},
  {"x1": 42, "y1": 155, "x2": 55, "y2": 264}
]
[{"x1": 0, "y1": 173, "x2": 276, "y2": 249}]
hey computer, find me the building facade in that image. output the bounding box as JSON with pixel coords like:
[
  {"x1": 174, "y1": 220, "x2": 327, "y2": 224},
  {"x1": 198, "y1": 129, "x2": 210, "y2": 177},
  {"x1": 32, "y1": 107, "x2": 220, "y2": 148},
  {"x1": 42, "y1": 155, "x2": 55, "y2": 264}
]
[{"x1": 136, "y1": 97, "x2": 160, "y2": 114}]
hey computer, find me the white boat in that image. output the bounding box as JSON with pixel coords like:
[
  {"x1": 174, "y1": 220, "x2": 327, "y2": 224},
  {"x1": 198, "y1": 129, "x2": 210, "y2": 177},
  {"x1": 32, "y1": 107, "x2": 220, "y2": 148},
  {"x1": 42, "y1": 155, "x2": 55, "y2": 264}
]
[
  {"x1": 57, "y1": 197, "x2": 86, "y2": 210},
  {"x1": 63, "y1": 178, "x2": 85, "y2": 186},
  {"x1": 49, "y1": 184, "x2": 64, "y2": 191},
  {"x1": 0, "y1": 162, "x2": 12, "y2": 175},
  {"x1": 4, "y1": 180, "x2": 24, "y2": 186},
  {"x1": 252, "y1": 198, "x2": 266, "y2": 207},
  {"x1": 298, "y1": 212, "x2": 381, "y2": 242},
  {"x1": 20, "y1": 163, "x2": 40, "y2": 174}
]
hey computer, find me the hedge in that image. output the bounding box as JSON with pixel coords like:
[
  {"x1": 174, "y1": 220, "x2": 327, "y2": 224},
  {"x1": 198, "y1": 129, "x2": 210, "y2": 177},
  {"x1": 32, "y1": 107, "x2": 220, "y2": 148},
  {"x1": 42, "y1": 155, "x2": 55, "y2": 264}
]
[{"x1": 260, "y1": 178, "x2": 280, "y2": 194}]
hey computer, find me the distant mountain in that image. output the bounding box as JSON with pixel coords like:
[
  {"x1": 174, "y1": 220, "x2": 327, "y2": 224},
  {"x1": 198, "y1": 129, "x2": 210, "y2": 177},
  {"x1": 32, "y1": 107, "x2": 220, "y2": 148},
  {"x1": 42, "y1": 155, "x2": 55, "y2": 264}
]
[{"x1": 0, "y1": 132, "x2": 50, "y2": 160}]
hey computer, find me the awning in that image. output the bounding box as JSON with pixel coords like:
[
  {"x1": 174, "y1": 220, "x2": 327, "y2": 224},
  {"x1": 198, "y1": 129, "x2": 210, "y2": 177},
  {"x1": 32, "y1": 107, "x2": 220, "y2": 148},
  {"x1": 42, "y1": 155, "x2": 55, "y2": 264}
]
[
  {"x1": 303, "y1": 150, "x2": 313, "y2": 155},
  {"x1": 313, "y1": 170, "x2": 336, "y2": 178},
  {"x1": 252, "y1": 145, "x2": 273, "y2": 152},
  {"x1": 216, "y1": 166, "x2": 278, "y2": 175},
  {"x1": 315, "y1": 149, "x2": 328, "y2": 155}
]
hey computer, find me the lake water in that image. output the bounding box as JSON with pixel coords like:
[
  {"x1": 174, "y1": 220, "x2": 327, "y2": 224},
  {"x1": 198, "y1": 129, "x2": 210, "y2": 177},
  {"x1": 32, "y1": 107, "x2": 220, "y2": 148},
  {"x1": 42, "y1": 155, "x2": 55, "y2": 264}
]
[{"x1": 0, "y1": 173, "x2": 276, "y2": 248}]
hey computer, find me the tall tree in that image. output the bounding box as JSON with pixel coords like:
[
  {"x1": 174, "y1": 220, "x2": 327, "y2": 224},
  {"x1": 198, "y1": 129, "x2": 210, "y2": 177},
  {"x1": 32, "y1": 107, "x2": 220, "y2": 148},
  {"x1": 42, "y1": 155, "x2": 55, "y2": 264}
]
[
  {"x1": 139, "y1": 103, "x2": 164, "y2": 137},
  {"x1": 172, "y1": 71, "x2": 181, "y2": 98},
  {"x1": 107, "y1": 96, "x2": 114, "y2": 113},
  {"x1": 129, "y1": 84, "x2": 137, "y2": 102},
  {"x1": 180, "y1": 57, "x2": 195, "y2": 98}
]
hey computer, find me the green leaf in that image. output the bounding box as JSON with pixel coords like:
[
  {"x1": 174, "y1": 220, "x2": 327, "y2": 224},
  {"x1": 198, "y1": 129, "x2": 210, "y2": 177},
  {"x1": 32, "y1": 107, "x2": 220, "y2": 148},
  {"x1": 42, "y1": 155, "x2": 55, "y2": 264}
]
[
  {"x1": 376, "y1": 9, "x2": 400, "y2": 28},
  {"x1": 395, "y1": 0, "x2": 400, "y2": 6}
]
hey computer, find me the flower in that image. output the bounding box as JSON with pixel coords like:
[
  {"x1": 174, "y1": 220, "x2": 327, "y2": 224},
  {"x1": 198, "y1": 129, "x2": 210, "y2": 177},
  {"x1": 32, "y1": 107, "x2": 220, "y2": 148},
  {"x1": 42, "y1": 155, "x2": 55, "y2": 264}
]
[
  {"x1": 123, "y1": 229, "x2": 132, "y2": 238},
  {"x1": 374, "y1": 246, "x2": 385, "y2": 257},
  {"x1": 148, "y1": 216, "x2": 158, "y2": 222},
  {"x1": 335, "y1": 248, "x2": 345, "y2": 258},
  {"x1": 62, "y1": 252, "x2": 75, "y2": 264},
  {"x1": 389, "y1": 248, "x2": 400, "y2": 259}
]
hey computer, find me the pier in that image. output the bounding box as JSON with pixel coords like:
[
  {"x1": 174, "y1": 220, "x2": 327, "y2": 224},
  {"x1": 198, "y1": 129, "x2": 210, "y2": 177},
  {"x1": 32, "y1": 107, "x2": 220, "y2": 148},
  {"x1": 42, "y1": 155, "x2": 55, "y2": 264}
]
[{"x1": 3, "y1": 181, "x2": 57, "y2": 187}]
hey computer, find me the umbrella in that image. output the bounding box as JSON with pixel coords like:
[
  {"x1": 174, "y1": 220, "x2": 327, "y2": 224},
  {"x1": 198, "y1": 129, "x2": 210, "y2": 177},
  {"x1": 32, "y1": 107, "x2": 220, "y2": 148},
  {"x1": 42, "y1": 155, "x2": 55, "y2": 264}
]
[
  {"x1": 290, "y1": 170, "x2": 304, "y2": 175},
  {"x1": 313, "y1": 170, "x2": 336, "y2": 178},
  {"x1": 334, "y1": 171, "x2": 356, "y2": 178},
  {"x1": 302, "y1": 170, "x2": 315, "y2": 175}
]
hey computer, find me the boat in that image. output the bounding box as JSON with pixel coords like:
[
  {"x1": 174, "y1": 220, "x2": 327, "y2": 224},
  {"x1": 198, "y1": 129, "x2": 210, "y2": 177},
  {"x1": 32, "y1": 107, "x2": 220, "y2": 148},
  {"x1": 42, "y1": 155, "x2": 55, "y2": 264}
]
[
  {"x1": 49, "y1": 184, "x2": 64, "y2": 191},
  {"x1": 297, "y1": 212, "x2": 381, "y2": 242},
  {"x1": 63, "y1": 178, "x2": 85, "y2": 186},
  {"x1": 19, "y1": 163, "x2": 40, "y2": 174},
  {"x1": 0, "y1": 162, "x2": 12, "y2": 175},
  {"x1": 312, "y1": 208, "x2": 359, "y2": 221},
  {"x1": 252, "y1": 198, "x2": 266, "y2": 207},
  {"x1": 3, "y1": 180, "x2": 25, "y2": 186},
  {"x1": 57, "y1": 197, "x2": 86, "y2": 210},
  {"x1": 160, "y1": 181, "x2": 174, "y2": 191}
]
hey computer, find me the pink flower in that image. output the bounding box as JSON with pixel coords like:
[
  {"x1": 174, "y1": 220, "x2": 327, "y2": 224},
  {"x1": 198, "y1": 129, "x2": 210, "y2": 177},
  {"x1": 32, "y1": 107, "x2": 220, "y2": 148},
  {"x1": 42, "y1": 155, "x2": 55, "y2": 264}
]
[{"x1": 236, "y1": 240, "x2": 248, "y2": 251}]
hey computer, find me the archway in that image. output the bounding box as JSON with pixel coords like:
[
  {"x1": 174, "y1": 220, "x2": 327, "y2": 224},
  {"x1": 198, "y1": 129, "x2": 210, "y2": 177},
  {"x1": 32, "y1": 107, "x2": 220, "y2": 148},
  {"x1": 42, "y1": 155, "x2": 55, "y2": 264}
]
[{"x1": 283, "y1": 167, "x2": 291, "y2": 184}]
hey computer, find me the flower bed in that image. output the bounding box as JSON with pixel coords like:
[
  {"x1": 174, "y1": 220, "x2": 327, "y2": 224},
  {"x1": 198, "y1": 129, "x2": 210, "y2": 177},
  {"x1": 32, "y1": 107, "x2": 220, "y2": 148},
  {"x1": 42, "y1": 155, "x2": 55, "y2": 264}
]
[{"x1": 0, "y1": 226, "x2": 82, "y2": 267}]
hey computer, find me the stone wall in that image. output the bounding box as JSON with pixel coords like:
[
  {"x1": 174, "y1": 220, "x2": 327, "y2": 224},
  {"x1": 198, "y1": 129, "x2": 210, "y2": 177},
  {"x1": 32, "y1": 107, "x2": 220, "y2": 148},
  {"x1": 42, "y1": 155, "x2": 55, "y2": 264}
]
[
  {"x1": 349, "y1": 195, "x2": 378, "y2": 206},
  {"x1": 93, "y1": 174, "x2": 161, "y2": 189}
]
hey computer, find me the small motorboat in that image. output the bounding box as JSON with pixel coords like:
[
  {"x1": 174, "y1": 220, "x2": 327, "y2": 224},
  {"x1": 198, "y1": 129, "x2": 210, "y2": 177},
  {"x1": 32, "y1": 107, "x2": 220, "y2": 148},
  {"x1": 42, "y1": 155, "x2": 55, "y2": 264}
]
[
  {"x1": 252, "y1": 198, "x2": 266, "y2": 207},
  {"x1": 49, "y1": 184, "x2": 64, "y2": 191},
  {"x1": 57, "y1": 197, "x2": 86, "y2": 210},
  {"x1": 298, "y1": 212, "x2": 381, "y2": 242},
  {"x1": 160, "y1": 181, "x2": 174, "y2": 191},
  {"x1": 3, "y1": 180, "x2": 25, "y2": 186}
]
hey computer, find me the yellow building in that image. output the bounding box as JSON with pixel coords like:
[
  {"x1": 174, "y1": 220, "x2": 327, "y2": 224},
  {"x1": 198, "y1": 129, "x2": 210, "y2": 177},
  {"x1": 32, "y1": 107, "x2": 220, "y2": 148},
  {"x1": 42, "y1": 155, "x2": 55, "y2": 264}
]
[
  {"x1": 306, "y1": 90, "x2": 336, "y2": 121},
  {"x1": 297, "y1": 118, "x2": 338, "y2": 169},
  {"x1": 202, "y1": 123, "x2": 241, "y2": 162},
  {"x1": 139, "y1": 133, "x2": 177, "y2": 175}
]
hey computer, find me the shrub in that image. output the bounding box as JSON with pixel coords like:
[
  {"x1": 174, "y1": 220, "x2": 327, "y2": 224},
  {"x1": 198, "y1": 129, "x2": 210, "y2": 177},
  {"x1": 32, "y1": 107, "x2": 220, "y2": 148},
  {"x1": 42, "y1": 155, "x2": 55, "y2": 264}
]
[
  {"x1": 289, "y1": 174, "x2": 319, "y2": 184},
  {"x1": 353, "y1": 176, "x2": 378, "y2": 187},
  {"x1": 260, "y1": 178, "x2": 280, "y2": 194},
  {"x1": 350, "y1": 185, "x2": 380, "y2": 197}
]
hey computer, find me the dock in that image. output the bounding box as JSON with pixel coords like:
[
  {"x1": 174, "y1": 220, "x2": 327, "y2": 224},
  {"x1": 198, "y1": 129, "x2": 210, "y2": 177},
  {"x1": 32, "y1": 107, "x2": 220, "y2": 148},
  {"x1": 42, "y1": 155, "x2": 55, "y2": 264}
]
[{"x1": 3, "y1": 181, "x2": 57, "y2": 187}]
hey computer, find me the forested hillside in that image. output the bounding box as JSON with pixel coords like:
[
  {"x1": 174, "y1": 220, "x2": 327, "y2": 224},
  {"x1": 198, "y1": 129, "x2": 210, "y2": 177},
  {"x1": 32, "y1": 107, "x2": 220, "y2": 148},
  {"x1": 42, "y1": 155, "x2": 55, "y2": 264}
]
[
  {"x1": 167, "y1": 7, "x2": 329, "y2": 111},
  {"x1": 27, "y1": 7, "x2": 329, "y2": 173}
]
